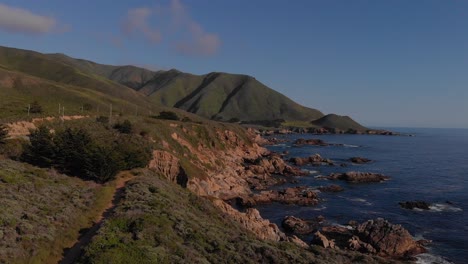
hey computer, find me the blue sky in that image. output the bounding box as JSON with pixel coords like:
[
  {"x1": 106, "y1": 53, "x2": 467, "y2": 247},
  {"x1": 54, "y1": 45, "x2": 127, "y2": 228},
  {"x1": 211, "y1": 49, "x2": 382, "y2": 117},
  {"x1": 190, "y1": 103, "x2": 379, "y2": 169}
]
[{"x1": 0, "y1": 0, "x2": 467, "y2": 128}]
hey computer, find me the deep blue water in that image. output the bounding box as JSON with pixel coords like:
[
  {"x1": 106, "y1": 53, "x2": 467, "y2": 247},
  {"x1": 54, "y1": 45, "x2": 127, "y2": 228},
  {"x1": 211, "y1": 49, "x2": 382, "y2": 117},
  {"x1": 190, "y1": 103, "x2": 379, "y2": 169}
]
[{"x1": 258, "y1": 128, "x2": 468, "y2": 264}]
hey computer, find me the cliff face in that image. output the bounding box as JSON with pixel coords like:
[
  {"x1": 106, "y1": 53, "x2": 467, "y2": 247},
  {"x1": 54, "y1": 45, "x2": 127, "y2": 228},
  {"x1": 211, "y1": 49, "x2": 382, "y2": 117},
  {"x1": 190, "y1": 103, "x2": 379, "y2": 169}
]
[{"x1": 146, "y1": 124, "x2": 293, "y2": 243}]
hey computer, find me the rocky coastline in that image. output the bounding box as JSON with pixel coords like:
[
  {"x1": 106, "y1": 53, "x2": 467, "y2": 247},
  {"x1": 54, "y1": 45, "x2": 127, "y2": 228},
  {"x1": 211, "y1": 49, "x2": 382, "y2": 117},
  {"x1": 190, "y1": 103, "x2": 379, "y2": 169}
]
[{"x1": 148, "y1": 126, "x2": 427, "y2": 261}]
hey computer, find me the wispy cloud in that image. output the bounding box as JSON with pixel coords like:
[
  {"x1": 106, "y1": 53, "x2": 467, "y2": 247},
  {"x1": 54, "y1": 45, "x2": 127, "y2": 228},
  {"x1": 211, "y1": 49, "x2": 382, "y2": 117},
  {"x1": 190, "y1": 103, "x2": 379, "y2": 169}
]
[
  {"x1": 123, "y1": 7, "x2": 162, "y2": 44},
  {"x1": 0, "y1": 3, "x2": 63, "y2": 34},
  {"x1": 121, "y1": 0, "x2": 221, "y2": 56}
]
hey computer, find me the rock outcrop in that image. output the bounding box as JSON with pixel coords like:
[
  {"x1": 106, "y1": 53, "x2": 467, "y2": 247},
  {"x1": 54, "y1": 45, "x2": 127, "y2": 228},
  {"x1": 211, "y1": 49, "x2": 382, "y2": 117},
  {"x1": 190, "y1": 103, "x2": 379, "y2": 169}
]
[
  {"x1": 282, "y1": 215, "x2": 325, "y2": 235},
  {"x1": 148, "y1": 150, "x2": 188, "y2": 187},
  {"x1": 293, "y1": 138, "x2": 329, "y2": 146},
  {"x1": 313, "y1": 218, "x2": 427, "y2": 259},
  {"x1": 289, "y1": 154, "x2": 334, "y2": 166},
  {"x1": 212, "y1": 199, "x2": 286, "y2": 241},
  {"x1": 239, "y1": 186, "x2": 319, "y2": 207},
  {"x1": 327, "y1": 172, "x2": 390, "y2": 183}
]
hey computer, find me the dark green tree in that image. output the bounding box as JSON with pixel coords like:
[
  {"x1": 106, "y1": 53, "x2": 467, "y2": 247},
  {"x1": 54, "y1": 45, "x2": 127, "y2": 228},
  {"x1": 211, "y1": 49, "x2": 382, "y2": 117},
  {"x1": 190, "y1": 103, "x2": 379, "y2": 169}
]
[
  {"x1": 21, "y1": 126, "x2": 55, "y2": 167},
  {"x1": 54, "y1": 128, "x2": 93, "y2": 177},
  {"x1": 0, "y1": 124, "x2": 8, "y2": 144}
]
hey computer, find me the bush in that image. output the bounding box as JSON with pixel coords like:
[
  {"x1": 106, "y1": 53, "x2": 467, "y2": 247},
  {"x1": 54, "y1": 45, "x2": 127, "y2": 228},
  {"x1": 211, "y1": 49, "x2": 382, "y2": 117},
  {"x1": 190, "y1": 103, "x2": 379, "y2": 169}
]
[
  {"x1": 155, "y1": 111, "x2": 179, "y2": 121},
  {"x1": 29, "y1": 101, "x2": 43, "y2": 114},
  {"x1": 0, "y1": 124, "x2": 8, "y2": 144},
  {"x1": 96, "y1": 116, "x2": 109, "y2": 124},
  {"x1": 113, "y1": 120, "x2": 133, "y2": 134}
]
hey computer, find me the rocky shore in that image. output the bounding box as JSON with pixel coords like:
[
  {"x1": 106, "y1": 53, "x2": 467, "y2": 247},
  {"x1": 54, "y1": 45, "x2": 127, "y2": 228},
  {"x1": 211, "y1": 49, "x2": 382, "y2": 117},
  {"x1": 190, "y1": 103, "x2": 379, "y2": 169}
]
[{"x1": 148, "y1": 126, "x2": 427, "y2": 261}]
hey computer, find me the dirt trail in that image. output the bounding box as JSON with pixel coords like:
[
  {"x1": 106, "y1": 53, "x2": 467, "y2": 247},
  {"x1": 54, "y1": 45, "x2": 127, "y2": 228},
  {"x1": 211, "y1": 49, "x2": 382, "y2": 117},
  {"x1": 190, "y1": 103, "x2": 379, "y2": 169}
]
[{"x1": 59, "y1": 174, "x2": 133, "y2": 264}]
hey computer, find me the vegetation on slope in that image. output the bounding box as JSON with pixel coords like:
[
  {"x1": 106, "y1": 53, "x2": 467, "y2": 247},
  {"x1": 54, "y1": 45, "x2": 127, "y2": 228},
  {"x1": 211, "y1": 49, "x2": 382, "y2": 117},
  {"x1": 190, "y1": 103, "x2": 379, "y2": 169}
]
[
  {"x1": 0, "y1": 159, "x2": 115, "y2": 264},
  {"x1": 79, "y1": 171, "x2": 391, "y2": 264}
]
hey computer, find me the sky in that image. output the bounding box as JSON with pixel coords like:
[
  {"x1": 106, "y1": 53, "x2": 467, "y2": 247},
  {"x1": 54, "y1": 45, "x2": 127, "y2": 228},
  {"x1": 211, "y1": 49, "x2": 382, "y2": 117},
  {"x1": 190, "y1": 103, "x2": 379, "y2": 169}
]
[{"x1": 0, "y1": 0, "x2": 467, "y2": 128}]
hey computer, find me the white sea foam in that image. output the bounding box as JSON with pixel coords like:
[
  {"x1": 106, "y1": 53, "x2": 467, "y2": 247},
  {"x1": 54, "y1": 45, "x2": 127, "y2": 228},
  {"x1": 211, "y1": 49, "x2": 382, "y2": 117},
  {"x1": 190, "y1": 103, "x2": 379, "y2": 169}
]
[
  {"x1": 343, "y1": 144, "x2": 360, "y2": 148},
  {"x1": 305, "y1": 170, "x2": 319, "y2": 174},
  {"x1": 271, "y1": 144, "x2": 286, "y2": 147},
  {"x1": 429, "y1": 203, "x2": 462, "y2": 212},
  {"x1": 415, "y1": 253, "x2": 453, "y2": 264},
  {"x1": 347, "y1": 197, "x2": 373, "y2": 206}
]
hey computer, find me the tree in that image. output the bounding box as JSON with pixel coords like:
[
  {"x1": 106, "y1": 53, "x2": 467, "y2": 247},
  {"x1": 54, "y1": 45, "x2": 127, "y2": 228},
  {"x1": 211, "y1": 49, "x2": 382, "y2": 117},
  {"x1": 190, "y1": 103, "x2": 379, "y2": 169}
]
[
  {"x1": 54, "y1": 128, "x2": 93, "y2": 177},
  {"x1": 0, "y1": 124, "x2": 8, "y2": 144},
  {"x1": 21, "y1": 126, "x2": 55, "y2": 167},
  {"x1": 29, "y1": 101, "x2": 43, "y2": 114}
]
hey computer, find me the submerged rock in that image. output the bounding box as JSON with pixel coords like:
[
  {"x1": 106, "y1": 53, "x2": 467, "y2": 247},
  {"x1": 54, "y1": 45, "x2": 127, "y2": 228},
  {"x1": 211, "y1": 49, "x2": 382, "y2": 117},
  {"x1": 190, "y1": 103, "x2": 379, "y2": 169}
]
[
  {"x1": 293, "y1": 138, "x2": 329, "y2": 146},
  {"x1": 349, "y1": 157, "x2": 372, "y2": 164},
  {"x1": 318, "y1": 184, "x2": 344, "y2": 192},
  {"x1": 327, "y1": 172, "x2": 390, "y2": 183},
  {"x1": 399, "y1": 201, "x2": 431, "y2": 210}
]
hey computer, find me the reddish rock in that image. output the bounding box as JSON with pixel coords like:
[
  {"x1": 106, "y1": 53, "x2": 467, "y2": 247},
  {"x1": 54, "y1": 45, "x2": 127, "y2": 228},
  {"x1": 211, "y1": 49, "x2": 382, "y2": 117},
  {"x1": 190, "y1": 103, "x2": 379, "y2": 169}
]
[
  {"x1": 313, "y1": 218, "x2": 427, "y2": 259},
  {"x1": 282, "y1": 216, "x2": 314, "y2": 235},
  {"x1": 328, "y1": 172, "x2": 390, "y2": 183},
  {"x1": 289, "y1": 154, "x2": 335, "y2": 166},
  {"x1": 356, "y1": 218, "x2": 427, "y2": 258}
]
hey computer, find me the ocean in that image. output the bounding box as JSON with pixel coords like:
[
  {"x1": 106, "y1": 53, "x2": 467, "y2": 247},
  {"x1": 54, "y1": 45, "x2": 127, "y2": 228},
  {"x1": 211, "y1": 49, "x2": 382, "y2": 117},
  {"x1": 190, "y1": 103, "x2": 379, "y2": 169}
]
[{"x1": 258, "y1": 128, "x2": 468, "y2": 264}]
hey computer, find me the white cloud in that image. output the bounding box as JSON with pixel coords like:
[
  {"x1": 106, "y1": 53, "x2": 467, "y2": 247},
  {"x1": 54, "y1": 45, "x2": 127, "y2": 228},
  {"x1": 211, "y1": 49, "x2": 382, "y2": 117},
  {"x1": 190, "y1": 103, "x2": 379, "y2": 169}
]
[
  {"x1": 121, "y1": 0, "x2": 221, "y2": 56},
  {"x1": 0, "y1": 4, "x2": 58, "y2": 34},
  {"x1": 123, "y1": 7, "x2": 162, "y2": 44}
]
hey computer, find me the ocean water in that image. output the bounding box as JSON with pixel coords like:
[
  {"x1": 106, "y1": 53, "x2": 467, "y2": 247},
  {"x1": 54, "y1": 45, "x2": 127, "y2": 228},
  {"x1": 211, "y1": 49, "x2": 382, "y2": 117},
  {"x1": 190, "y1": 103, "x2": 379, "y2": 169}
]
[{"x1": 258, "y1": 128, "x2": 468, "y2": 264}]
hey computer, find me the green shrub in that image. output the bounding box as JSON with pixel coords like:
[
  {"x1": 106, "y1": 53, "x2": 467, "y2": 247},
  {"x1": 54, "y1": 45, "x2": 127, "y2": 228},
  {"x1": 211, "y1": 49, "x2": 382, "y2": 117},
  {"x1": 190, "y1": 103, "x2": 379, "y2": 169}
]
[
  {"x1": 154, "y1": 111, "x2": 179, "y2": 121},
  {"x1": 29, "y1": 101, "x2": 43, "y2": 114},
  {"x1": 21, "y1": 126, "x2": 152, "y2": 183},
  {"x1": 96, "y1": 116, "x2": 109, "y2": 124},
  {"x1": 113, "y1": 120, "x2": 133, "y2": 134}
]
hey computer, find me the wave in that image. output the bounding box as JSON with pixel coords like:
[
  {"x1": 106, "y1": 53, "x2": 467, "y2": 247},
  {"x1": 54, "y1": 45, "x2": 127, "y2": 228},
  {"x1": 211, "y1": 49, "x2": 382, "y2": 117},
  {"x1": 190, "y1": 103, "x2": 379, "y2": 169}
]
[
  {"x1": 311, "y1": 205, "x2": 327, "y2": 211},
  {"x1": 343, "y1": 197, "x2": 373, "y2": 206},
  {"x1": 428, "y1": 203, "x2": 463, "y2": 213},
  {"x1": 343, "y1": 144, "x2": 360, "y2": 148},
  {"x1": 415, "y1": 253, "x2": 453, "y2": 264},
  {"x1": 305, "y1": 170, "x2": 319, "y2": 174}
]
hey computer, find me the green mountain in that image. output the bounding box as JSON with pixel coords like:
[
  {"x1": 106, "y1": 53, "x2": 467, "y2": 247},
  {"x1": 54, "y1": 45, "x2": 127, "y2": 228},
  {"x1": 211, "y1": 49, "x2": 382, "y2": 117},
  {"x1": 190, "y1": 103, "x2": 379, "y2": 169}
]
[
  {"x1": 311, "y1": 114, "x2": 368, "y2": 131},
  {"x1": 0, "y1": 45, "x2": 368, "y2": 130},
  {"x1": 46, "y1": 52, "x2": 324, "y2": 122}
]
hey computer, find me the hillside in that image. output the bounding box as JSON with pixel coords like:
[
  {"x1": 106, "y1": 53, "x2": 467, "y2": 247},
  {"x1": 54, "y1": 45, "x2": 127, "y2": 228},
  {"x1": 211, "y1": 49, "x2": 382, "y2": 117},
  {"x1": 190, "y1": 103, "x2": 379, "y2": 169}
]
[
  {"x1": 47, "y1": 51, "x2": 324, "y2": 122},
  {"x1": 311, "y1": 114, "x2": 368, "y2": 132}
]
